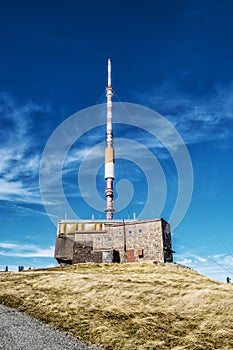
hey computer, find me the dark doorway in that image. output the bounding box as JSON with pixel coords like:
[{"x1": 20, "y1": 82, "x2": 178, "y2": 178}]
[{"x1": 113, "y1": 249, "x2": 120, "y2": 263}]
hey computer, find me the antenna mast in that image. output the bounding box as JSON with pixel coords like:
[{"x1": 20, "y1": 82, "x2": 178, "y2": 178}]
[{"x1": 104, "y1": 58, "x2": 115, "y2": 220}]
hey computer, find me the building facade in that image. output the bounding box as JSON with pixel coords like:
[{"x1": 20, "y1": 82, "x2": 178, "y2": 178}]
[{"x1": 55, "y1": 218, "x2": 173, "y2": 265}]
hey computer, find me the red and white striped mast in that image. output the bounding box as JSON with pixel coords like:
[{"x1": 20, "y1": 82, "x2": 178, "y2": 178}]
[{"x1": 104, "y1": 58, "x2": 115, "y2": 220}]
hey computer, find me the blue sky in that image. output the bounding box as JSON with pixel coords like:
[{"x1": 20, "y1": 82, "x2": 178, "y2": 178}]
[{"x1": 0, "y1": 0, "x2": 233, "y2": 282}]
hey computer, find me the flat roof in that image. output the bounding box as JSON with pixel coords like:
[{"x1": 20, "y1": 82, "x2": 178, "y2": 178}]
[{"x1": 58, "y1": 218, "x2": 164, "y2": 224}]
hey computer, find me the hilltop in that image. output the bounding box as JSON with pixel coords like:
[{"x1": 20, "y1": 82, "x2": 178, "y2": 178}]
[{"x1": 0, "y1": 263, "x2": 232, "y2": 349}]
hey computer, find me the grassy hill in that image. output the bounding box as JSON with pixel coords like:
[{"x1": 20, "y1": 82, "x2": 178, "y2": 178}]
[{"x1": 0, "y1": 263, "x2": 233, "y2": 349}]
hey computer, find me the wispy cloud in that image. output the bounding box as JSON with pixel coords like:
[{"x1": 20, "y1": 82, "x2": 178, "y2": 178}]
[
  {"x1": 175, "y1": 250, "x2": 233, "y2": 282},
  {"x1": 135, "y1": 82, "x2": 233, "y2": 146},
  {"x1": 0, "y1": 242, "x2": 54, "y2": 258},
  {"x1": 193, "y1": 255, "x2": 207, "y2": 263},
  {"x1": 0, "y1": 93, "x2": 52, "y2": 207}
]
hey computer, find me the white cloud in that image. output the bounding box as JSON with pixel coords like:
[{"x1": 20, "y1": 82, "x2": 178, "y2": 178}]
[
  {"x1": 135, "y1": 82, "x2": 233, "y2": 146},
  {"x1": 193, "y1": 255, "x2": 207, "y2": 263},
  {"x1": 223, "y1": 255, "x2": 233, "y2": 266},
  {"x1": 0, "y1": 178, "x2": 28, "y2": 197},
  {"x1": 175, "y1": 250, "x2": 233, "y2": 282},
  {"x1": 176, "y1": 257, "x2": 193, "y2": 265},
  {"x1": 0, "y1": 243, "x2": 18, "y2": 249},
  {"x1": 0, "y1": 94, "x2": 51, "y2": 206},
  {"x1": 0, "y1": 242, "x2": 55, "y2": 258}
]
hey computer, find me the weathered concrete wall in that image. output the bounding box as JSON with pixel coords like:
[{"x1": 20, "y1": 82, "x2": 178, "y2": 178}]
[
  {"x1": 55, "y1": 236, "x2": 74, "y2": 263},
  {"x1": 162, "y1": 220, "x2": 173, "y2": 262}
]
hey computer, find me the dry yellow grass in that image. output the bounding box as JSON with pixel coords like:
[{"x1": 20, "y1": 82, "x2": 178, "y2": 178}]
[{"x1": 0, "y1": 263, "x2": 233, "y2": 349}]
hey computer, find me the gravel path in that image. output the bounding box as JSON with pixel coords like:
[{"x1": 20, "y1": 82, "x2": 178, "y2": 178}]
[{"x1": 0, "y1": 304, "x2": 101, "y2": 350}]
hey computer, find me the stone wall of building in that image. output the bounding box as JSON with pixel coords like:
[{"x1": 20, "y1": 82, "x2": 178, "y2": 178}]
[
  {"x1": 73, "y1": 241, "x2": 102, "y2": 264},
  {"x1": 55, "y1": 218, "x2": 173, "y2": 265}
]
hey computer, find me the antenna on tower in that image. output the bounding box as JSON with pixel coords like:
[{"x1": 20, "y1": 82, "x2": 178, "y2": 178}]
[{"x1": 104, "y1": 58, "x2": 115, "y2": 220}]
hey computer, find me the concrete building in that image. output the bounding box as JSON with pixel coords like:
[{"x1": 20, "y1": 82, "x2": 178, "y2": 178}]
[{"x1": 55, "y1": 218, "x2": 173, "y2": 264}]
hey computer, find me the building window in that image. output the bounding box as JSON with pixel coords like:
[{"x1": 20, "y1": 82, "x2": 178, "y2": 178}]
[
  {"x1": 138, "y1": 229, "x2": 142, "y2": 235},
  {"x1": 107, "y1": 237, "x2": 112, "y2": 242},
  {"x1": 128, "y1": 230, "x2": 132, "y2": 235},
  {"x1": 118, "y1": 231, "x2": 122, "y2": 236},
  {"x1": 97, "y1": 237, "x2": 101, "y2": 242}
]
